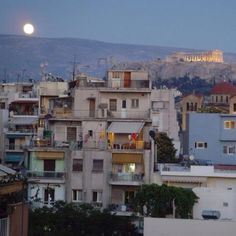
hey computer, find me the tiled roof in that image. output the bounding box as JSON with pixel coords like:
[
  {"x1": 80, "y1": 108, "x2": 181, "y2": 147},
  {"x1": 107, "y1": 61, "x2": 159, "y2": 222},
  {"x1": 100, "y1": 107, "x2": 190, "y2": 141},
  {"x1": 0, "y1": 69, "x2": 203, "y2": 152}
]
[{"x1": 211, "y1": 82, "x2": 236, "y2": 94}]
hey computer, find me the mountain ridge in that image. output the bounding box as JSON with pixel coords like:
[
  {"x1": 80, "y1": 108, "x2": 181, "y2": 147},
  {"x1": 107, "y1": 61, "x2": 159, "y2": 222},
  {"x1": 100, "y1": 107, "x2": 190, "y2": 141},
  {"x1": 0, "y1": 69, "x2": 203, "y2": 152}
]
[{"x1": 1, "y1": 34, "x2": 236, "y2": 81}]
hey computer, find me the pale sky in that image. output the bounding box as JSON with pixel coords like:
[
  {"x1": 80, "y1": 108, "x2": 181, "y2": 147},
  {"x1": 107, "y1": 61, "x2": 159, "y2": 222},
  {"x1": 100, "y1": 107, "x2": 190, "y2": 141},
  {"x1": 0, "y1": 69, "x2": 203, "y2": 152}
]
[{"x1": 1, "y1": 0, "x2": 236, "y2": 52}]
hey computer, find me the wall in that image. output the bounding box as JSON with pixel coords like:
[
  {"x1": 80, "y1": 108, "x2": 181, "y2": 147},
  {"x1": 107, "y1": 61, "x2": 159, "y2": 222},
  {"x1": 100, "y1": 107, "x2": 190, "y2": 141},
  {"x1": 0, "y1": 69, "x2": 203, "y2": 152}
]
[
  {"x1": 193, "y1": 187, "x2": 236, "y2": 220},
  {"x1": 144, "y1": 218, "x2": 236, "y2": 236}
]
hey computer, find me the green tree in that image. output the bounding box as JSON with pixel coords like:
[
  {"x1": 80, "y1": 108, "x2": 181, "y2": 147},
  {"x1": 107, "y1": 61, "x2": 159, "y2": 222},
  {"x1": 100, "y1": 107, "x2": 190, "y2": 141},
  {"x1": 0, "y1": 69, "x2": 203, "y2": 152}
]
[
  {"x1": 29, "y1": 201, "x2": 136, "y2": 236},
  {"x1": 156, "y1": 132, "x2": 177, "y2": 163},
  {"x1": 132, "y1": 184, "x2": 198, "y2": 219}
]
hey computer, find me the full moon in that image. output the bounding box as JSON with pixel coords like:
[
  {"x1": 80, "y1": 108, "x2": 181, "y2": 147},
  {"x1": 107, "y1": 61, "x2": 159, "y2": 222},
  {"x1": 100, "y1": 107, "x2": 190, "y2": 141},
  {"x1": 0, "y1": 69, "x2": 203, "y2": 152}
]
[{"x1": 23, "y1": 23, "x2": 34, "y2": 35}]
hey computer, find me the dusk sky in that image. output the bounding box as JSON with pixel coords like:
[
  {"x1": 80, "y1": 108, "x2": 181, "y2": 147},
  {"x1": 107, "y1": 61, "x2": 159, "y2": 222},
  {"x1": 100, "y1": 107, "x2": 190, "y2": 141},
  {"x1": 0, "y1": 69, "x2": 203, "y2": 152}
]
[{"x1": 1, "y1": 0, "x2": 236, "y2": 53}]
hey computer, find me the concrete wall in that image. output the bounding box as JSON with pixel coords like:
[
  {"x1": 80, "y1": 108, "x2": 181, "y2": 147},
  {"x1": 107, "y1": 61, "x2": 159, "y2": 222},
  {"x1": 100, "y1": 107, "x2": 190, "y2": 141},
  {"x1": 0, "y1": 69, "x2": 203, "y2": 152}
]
[
  {"x1": 193, "y1": 187, "x2": 236, "y2": 220},
  {"x1": 144, "y1": 218, "x2": 236, "y2": 236}
]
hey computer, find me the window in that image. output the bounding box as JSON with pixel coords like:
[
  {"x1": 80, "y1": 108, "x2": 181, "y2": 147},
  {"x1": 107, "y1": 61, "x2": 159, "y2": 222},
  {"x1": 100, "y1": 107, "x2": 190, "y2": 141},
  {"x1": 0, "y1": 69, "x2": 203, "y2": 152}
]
[
  {"x1": 72, "y1": 159, "x2": 83, "y2": 171},
  {"x1": 131, "y1": 99, "x2": 139, "y2": 108},
  {"x1": 216, "y1": 96, "x2": 218, "y2": 103},
  {"x1": 44, "y1": 188, "x2": 55, "y2": 204},
  {"x1": 92, "y1": 159, "x2": 103, "y2": 172},
  {"x1": 109, "y1": 99, "x2": 117, "y2": 111},
  {"x1": 220, "y1": 96, "x2": 223, "y2": 102},
  {"x1": 72, "y1": 189, "x2": 82, "y2": 202},
  {"x1": 226, "y1": 96, "x2": 229, "y2": 103},
  {"x1": 186, "y1": 102, "x2": 189, "y2": 111},
  {"x1": 88, "y1": 130, "x2": 93, "y2": 137},
  {"x1": 234, "y1": 103, "x2": 236, "y2": 112},
  {"x1": 122, "y1": 100, "x2": 126, "y2": 109},
  {"x1": 44, "y1": 160, "x2": 55, "y2": 171},
  {"x1": 125, "y1": 191, "x2": 135, "y2": 204},
  {"x1": 112, "y1": 71, "x2": 122, "y2": 78},
  {"x1": 0, "y1": 102, "x2": 5, "y2": 109},
  {"x1": 224, "y1": 121, "x2": 235, "y2": 129},
  {"x1": 223, "y1": 145, "x2": 235, "y2": 155},
  {"x1": 124, "y1": 163, "x2": 135, "y2": 173},
  {"x1": 223, "y1": 202, "x2": 229, "y2": 207},
  {"x1": 67, "y1": 126, "x2": 77, "y2": 142},
  {"x1": 92, "y1": 191, "x2": 102, "y2": 203},
  {"x1": 195, "y1": 142, "x2": 207, "y2": 149}
]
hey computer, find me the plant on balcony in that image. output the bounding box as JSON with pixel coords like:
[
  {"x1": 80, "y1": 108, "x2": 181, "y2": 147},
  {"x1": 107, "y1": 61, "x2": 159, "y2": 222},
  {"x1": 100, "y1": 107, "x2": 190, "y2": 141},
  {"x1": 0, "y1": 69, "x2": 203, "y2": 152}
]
[{"x1": 132, "y1": 184, "x2": 198, "y2": 219}]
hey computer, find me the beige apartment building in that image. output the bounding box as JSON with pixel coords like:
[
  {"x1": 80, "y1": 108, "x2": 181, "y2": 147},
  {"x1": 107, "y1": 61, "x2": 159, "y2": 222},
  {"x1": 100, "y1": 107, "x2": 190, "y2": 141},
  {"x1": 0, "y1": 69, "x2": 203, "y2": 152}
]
[{"x1": 43, "y1": 70, "x2": 180, "y2": 213}]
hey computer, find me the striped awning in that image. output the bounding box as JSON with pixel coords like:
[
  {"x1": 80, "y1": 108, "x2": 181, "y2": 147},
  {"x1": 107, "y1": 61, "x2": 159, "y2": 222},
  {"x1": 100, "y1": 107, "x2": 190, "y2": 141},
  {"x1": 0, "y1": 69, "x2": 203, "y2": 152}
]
[
  {"x1": 161, "y1": 176, "x2": 207, "y2": 183},
  {"x1": 35, "y1": 151, "x2": 64, "y2": 160},
  {"x1": 112, "y1": 153, "x2": 143, "y2": 164}
]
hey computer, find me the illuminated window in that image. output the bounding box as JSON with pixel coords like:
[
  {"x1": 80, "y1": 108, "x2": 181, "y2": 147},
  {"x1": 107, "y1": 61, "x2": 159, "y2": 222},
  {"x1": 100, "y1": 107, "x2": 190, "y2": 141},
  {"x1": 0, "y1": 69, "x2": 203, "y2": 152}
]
[
  {"x1": 224, "y1": 121, "x2": 235, "y2": 129},
  {"x1": 124, "y1": 163, "x2": 135, "y2": 173}
]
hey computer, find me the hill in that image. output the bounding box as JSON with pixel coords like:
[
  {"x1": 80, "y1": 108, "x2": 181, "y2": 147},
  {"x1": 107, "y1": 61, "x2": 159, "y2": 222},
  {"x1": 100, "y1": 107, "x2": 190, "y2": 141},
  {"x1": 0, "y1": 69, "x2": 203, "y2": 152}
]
[{"x1": 1, "y1": 34, "x2": 236, "y2": 81}]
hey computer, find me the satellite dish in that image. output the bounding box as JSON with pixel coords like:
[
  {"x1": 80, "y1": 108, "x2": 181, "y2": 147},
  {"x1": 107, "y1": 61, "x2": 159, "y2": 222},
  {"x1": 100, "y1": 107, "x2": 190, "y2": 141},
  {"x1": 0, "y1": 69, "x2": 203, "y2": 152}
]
[{"x1": 189, "y1": 155, "x2": 195, "y2": 161}]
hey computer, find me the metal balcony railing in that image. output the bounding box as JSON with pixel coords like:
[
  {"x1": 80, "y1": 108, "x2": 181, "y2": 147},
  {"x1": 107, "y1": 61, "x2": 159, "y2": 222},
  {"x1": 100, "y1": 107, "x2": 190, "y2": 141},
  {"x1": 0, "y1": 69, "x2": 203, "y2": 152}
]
[
  {"x1": 110, "y1": 172, "x2": 144, "y2": 182},
  {"x1": 27, "y1": 171, "x2": 65, "y2": 179},
  {"x1": 5, "y1": 144, "x2": 26, "y2": 151}
]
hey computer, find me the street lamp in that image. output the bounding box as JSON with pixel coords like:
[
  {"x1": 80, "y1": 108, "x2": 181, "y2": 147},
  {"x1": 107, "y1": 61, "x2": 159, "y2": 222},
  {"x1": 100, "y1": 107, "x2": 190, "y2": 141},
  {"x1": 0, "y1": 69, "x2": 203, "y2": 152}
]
[{"x1": 149, "y1": 130, "x2": 158, "y2": 171}]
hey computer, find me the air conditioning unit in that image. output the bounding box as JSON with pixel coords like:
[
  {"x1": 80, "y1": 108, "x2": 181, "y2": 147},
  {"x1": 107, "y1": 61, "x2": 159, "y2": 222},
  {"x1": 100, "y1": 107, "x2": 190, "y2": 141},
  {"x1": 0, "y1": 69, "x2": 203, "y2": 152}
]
[{"x1": 202, "y1": 210, "x2": 221, "y2": 220}]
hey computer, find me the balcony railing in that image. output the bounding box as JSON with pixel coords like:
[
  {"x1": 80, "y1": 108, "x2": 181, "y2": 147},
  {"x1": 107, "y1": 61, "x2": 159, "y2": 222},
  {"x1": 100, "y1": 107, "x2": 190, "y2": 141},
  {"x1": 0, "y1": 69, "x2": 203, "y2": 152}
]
[
  {"x1": 106, "y1": 79, "x2": 150, "y2": 89},
  {"x1": 111, "y1": 141, "x2": 147, "y2": 150},
  {"x1": 5, "y1": 144, "x2": 26, "y2": 151},
  {"x1": 110, "y1": 172, "x2": 144, "y2": 182},
  {"x1": 27, "y1": 171, "x2": 65, "y2": 179}
]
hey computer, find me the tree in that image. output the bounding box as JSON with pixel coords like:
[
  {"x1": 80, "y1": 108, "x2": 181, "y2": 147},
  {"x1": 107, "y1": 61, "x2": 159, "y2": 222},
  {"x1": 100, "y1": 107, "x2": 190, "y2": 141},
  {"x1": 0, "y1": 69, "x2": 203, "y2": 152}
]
[
  {"x1": 29, "y1": 201, "x2": 136, "y2": 236},
  {"x1": 132, "y1": 184, "x2": 198, "y2": 219},
  {"x1": 156, "y1": 132, "x2": 177, "y2": 163}
]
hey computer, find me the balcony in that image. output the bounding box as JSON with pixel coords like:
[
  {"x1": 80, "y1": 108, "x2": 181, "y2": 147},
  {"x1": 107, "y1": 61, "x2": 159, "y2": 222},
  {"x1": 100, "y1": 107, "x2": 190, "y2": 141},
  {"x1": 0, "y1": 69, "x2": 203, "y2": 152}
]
[
  {"x1": 110, "y1": 141, "x2": 150, "y2": 151},
  {"x1": 52, "y1": 107, "x2": 72, "y2": 118},
  {"x1": 106, "y1": 79, "x2": 150, "y2": 89},
  {"x1": 5, "y1": 144, "x2": 26, "y2": 151},
  {"x1": 27, "y1": 171, "x2": 65, "y2": 179},
  {"x1": 109, "y1": 172, "x2": 144, "y2": 185},
  {"x1": 107, "y1": 110, "x2": 150, "y2": 119}
]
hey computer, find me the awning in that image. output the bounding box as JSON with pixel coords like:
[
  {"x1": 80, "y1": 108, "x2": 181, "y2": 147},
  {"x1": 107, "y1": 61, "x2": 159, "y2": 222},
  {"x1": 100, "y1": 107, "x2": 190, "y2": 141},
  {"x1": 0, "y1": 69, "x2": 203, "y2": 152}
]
[
  {"x1": 107, "y1": 122, "x2": 144, "y2": 134},
  {"x1": 36, "y1": 151, "x2": 64, "y2": 160},
  {"x1": 161, "y1": 176, "x2": 207, "y2": 183},
  {"x1": 5, "y1": 153, "x2": 24, "y2": 163},
  {"x1": 9, "y1": 116, "x2": 38, "y2": 125},
  {"x1": 112, "y1": 153, "x2": 143, "y2": 164}
]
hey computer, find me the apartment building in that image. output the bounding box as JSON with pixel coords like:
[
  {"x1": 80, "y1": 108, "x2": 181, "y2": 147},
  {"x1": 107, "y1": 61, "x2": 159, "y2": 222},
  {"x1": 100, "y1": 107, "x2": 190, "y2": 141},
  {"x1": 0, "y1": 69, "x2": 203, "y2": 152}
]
[
  {"x1": 184, "y1": 113, "x2": 236, "y2": 165},
  {"x1": 40, "y1": 70, "x2": 180, "y2": 213},
  {"x1": 1, "y1": 83, "x2": 39, "y2": 168}
]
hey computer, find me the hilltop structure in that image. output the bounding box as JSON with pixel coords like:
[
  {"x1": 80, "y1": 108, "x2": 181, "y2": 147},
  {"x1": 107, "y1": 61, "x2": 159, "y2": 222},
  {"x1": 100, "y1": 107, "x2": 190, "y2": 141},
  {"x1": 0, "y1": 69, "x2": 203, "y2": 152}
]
[{"x1": 167, "y1": 50, "x2": 223, "y2": 63}]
